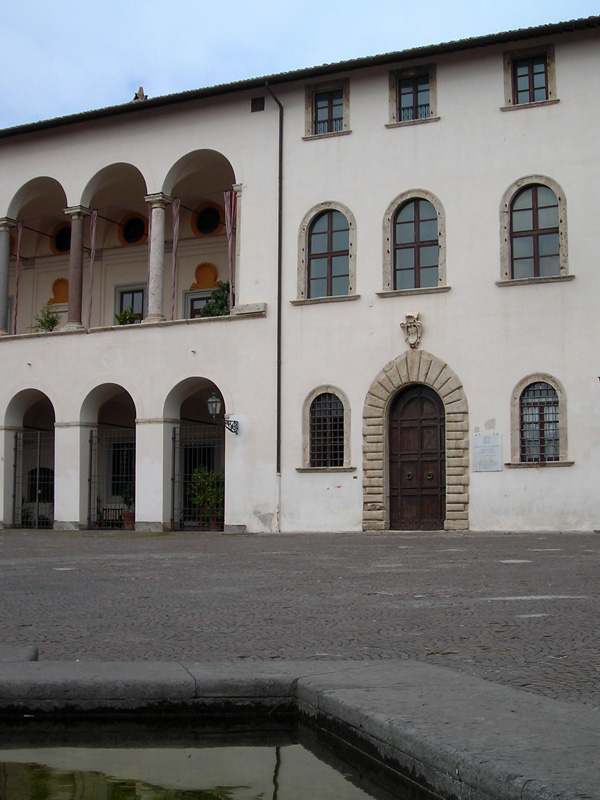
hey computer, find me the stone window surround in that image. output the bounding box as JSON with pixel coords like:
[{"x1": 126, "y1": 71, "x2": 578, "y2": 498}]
[
  {"x1": 502, "y1": 44, "x2": 557, "y2": 110},
  {"x1": 382, "y1": 189, "x2": 446, "y2": 293},
  {"x1": 386, "y1": 63, "x2": 439, "y2": 127},
  {"x1": 299, "y1": 385, "x2": 353, "y2": 471},
  {"x1": 303, "y1": 78, "x2": 351, "y2": 139},
  {"x1": 499, "y1": 174, "x2": 569, "y2": 283},
  {"x1": 363, "y1": 350, "x2": 469, "y2": 531},
  {"x1": 297, "y1": 201, "x2": 357, "y2": 301},
  {"x1": 507, "y1": 373, "x2": 572, "y2": 467}
]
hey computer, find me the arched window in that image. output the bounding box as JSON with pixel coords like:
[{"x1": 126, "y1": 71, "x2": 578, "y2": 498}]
[
  {"x1": 310, "y1": 392, "x2": 344, "y2": 467},
  {"x1": 500, "y1": 176, "x2": 569, "y2": 284},
  {"x1": 308, "y1": 210, "x2": 350, "y2": 298},
  {"x1": 509, "y1": 374, "x2": 571, "y2": 467},
  {"x1": 519, "y1": 382, "x2": 559, "y2": 462},
  {"x1": 510, "y1": 185, "x2": 559, "y2": 279},
  {"x1": 393, "y1": 199, "x2": 439, "y2": 289},
  {"x1": 382, "y1": 190, "x2": 446, "y2": 294},
  {"x1": 297, "y1": 203, "x2": 357, "y2": 303}
]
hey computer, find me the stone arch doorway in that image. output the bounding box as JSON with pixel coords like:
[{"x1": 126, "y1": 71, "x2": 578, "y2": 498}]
[{"x1": 363, "y1": 350, "x2": 469, "y2": 531}]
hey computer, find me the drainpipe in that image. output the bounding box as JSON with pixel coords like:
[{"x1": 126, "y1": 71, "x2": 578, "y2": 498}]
[{"x1": 265, "y1": 82, "x2": 283, "y2": 532}]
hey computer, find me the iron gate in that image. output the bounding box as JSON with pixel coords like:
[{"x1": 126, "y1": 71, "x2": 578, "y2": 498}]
[
  {"x1": 13, "y1": 430, "x2": 55, "y2": 528},
  {"x1": 88, "y1": 428, "x2": 136, "y2": 529},
  {"x1": 172, "y1": 425, "x2": 224, "y2": 531}
]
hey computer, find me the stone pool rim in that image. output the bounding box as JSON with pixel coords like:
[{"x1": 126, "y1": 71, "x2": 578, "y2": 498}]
[{"x1": 0, "y1": 657, "x2": 597, "y2": 800}]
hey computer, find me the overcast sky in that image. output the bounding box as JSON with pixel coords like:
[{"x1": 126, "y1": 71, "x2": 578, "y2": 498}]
[{"x1": 1, "y1": 0, "x2": 597, "y2": 129}]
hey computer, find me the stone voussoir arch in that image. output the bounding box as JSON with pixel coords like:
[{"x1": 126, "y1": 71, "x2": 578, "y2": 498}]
[{"x1": 363, "y1": 349, "x2": 469, "y2": 531}]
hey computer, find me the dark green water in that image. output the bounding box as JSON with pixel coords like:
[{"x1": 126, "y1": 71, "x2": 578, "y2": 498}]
[{"x1": 0, "y1": 717, "x2": 438, "y2": 800}]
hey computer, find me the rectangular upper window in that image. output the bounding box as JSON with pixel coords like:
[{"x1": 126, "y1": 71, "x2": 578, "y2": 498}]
[
  {"x1": 502, "y1": 46, "x2": 557, "y2": 109},
  {"x1": 314, "y1": 89, "x2": 343, "y2": 134},
  {"x1": 398, "y1": 74, "x2": 430, "y2": 121},
  {"x1": 304, "y1": 79, "x2": 350, "y2": 138},
  {"x1": 115, "y1": 284, "x2": 145, "y2": 323},
  {"x1": 387, "y1": 65, "x2": 437, "y2": 126},
  {"x1": 513, "y1": 55, "x2": 548, "y2": 104}
]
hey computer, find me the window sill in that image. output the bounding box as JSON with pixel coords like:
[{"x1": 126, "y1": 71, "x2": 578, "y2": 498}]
[
  {"x1": 496, "y1": 274, "x2": 574, "y2": 287},
  {"x1": 385, "y1": 116, "x2": 440, "y2": 129},
  {"x1": 291, "y1": 294, "x2": 360, "y2": 306},
  {"x1": 296, "y1": 466, "x2": 356, "y2": 473},
  {"x1": 505, "y1": 461, "x2": 574, "y2": 469},
  {"x1": 500, "y1": 99, "x2": 559, "y2": 112},
  {"x1": 377, "y1": 286, "x2": 450, "y2": 298},
  {"x1": 302, "y1": 129, "x2": 352, "y2": 141}
]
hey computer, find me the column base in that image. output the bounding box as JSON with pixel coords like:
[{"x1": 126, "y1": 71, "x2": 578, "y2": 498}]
[
  {"x1": 61, "y1": 321, "x2": 85, "y2": 332},
  {"x1": 142, "y1": 314, "x2": 165, "y2": 324}
]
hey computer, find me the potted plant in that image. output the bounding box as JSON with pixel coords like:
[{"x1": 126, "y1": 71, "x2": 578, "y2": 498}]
[
  {"x1": 33, "y1": 305, "x2": 60, "y2": 332},
  {"x1": 115, "y1": 306, "x2": 138, "y2": 325},
  {"x1": 196, "y1": 282, "x2": 230, "y2": 318},
  {"x1": 120, "y1": 483, "x2": 135, "y2": 530},
  {"x1": 187, "y1": 466, "x2": 224, "y2": 530}
]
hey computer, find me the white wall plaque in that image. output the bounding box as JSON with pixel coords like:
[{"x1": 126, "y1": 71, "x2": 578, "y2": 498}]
[{"x1": 472, "y1": 433, "x2": 503, "y2": 472}]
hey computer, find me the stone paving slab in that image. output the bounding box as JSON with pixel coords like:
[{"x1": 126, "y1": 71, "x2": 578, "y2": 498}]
[{"x1": 0, "y1": 659, "x2": 598, "y2": 800}]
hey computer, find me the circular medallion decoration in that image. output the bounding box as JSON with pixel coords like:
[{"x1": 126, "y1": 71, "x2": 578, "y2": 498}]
[
  {"x1": 51, "y1": 224, "x2": 71, "y2": 254},
  {"x1": 119, "y1": 214, "x2": 148, "y2": 246},
  {"x1": 191, "y1": 202, "x2": 224, "y2": 237}
]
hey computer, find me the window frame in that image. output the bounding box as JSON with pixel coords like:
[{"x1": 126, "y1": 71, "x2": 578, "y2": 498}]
[
  {"x1": 508, "y1": 374, "x2": 571, "y2": 467},
  {"x1": 184, "y1": 289, "x2": 212, "y2": 318},
  {"x1": 296, "y1": 201, "x2": 357, "y2": 304},
  {"x1": 304, "y1": 79, "x2": 350, "y2": 139},
  {"x1": 298, "y1": 386, "x2": 354, "y2": 472},
  {"x1": 502, "y1": 46, "x2": 558, "y2": 110},
  {"x1": 307, "y1": 209, "x2": 350, "y2": 299},
  {"x1": 115, "y1": 283, "x2": 146, "y2": 323},
  {"x1": 381, "y1": 189, "x2": 447, "y2": 295},
  {"x1": 387, "y1": 65, "x2": 438, "y2": 127},
  {"x1": 499, "y1": 175, "x2": 570, "y2": 285}
]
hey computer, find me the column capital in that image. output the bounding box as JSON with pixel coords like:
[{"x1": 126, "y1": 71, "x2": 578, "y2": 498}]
[
  {"x1": 144, "y1": 192, "x2": 172, "y2": 208},
  {"x1": 63, "y1": 205, "x2": 91, "y2": 219},
  {"x1": 0, "y1": 217, "x2": 17, "y2": 232}
]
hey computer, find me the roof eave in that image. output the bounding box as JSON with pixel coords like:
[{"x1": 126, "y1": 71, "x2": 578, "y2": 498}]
[{"x1": 1, "y1": 14, "x2": 598, "y2": 140}]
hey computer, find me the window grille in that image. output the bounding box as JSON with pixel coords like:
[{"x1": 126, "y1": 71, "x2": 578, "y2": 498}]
[
  {"x1": 520, "y1": 382, "x2": 559, "y2": 462},
  {"x1": 310, "y1": 393, "x2": 344, "y2": 467}
]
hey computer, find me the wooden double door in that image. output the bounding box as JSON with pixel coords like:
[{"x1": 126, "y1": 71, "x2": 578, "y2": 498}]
[{"x1": 389, "y1": 385, "x2": 445, "y2": 530}]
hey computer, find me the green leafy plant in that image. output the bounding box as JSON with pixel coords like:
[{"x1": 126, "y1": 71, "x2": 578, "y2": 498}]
[
  {"x1": 120, "y1": 483, "x2": 135, "y2": 512},
  {"x1": 33, "y1": 305, "x2": 60, "y2": 332},
  {"x1": 115, "y1": 306, "x2": 138, "y2": 325},
  {"x1": 187, "y1": 466, "x2": 224, "y2": 525},
  {"x1": 197, "y1": 282, "x2": 230, "y2": 318}
]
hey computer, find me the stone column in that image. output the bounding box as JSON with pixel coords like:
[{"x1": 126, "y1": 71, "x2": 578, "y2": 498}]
[
  {"x1": 63, "y1": 206, "x2": 90, "y2": 331},
  {"x1": 144, "y1": 193, "x2": 171, "y2": 323},
  {"x1": 0, "y1": 218, "x2": 16, "y2": 335}
]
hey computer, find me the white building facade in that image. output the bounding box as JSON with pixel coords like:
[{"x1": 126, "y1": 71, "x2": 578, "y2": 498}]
[{"x1": 0, "y1": 17, "x2": 598, "y2": 533}]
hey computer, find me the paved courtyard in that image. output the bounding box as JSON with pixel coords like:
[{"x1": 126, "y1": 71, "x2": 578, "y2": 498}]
[{"x1": 0, "y1": 528, "x2": 598, "y2": 707}]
